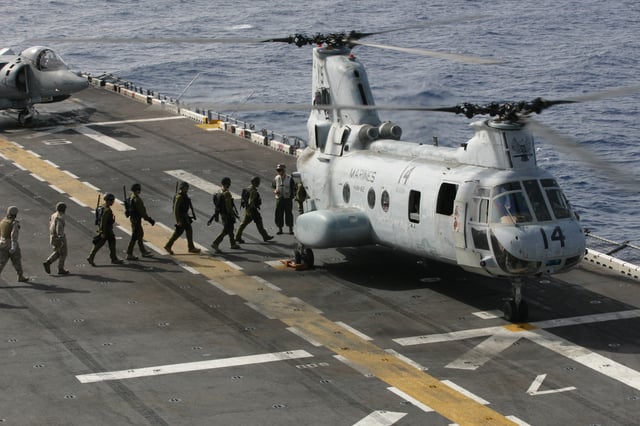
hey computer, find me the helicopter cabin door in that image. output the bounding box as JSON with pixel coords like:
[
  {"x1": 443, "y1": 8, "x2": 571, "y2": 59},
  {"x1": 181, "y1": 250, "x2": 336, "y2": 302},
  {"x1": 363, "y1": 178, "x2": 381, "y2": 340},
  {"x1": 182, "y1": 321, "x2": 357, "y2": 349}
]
[{"x1": 453, "y1": 181, "x2": 482, "y2": 268}]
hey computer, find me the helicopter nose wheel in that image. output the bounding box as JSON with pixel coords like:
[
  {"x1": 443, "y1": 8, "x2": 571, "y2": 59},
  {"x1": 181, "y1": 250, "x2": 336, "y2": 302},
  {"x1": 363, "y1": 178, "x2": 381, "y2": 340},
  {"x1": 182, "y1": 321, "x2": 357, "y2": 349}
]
[
  {"x1": 293, "y1": 244, "x2": 315, "y2": 269},
  {"x1": 503, "y1": 278, "x2": 529, "y2": 322}
]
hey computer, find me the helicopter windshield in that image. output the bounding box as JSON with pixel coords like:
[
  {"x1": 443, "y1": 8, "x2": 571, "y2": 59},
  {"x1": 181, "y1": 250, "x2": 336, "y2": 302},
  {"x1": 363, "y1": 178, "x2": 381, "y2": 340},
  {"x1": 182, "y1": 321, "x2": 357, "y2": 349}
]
[
  {"x1": 491, "y1": 179, "x2": 574, "y2": 224},
  {"x1": 35, "y1": 49, "x2": 67, "y2": 71},
  {"x1": 492, "y1": 183, "x2": 533, "y2": 224}
]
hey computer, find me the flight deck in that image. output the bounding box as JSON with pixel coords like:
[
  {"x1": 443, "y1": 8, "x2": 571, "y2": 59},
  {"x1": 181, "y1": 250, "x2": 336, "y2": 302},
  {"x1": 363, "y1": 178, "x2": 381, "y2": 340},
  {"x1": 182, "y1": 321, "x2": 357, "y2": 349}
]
[{"x1": 0, "y1": 85, "x2": 638, "y2": 425}]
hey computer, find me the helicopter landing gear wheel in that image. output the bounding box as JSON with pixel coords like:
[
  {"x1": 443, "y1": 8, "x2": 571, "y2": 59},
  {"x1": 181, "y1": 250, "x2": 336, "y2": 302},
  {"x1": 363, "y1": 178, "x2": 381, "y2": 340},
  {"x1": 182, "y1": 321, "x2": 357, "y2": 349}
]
[
  {"x1": 293, "y1": 244, "x2": 314, "y2": 269},
  {"x1": 18, "y1": 107, "x2": 36, "y2": 126},
  {"x1": 503, "y1": 279, "x2": 529, "y2": 323}
]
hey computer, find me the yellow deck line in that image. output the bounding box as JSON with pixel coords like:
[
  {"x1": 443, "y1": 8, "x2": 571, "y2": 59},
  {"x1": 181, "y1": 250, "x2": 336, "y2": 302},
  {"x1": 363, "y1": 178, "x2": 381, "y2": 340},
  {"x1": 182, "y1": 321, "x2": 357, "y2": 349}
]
[{"x1": 0, "y1": 136, "x2": 516, "y2": 425}]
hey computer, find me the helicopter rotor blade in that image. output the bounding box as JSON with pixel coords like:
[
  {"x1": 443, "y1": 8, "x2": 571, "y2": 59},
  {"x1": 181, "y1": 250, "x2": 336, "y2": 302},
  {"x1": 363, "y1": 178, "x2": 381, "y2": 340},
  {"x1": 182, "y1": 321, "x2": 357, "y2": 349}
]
[
  {"x1": 26, "y1": 36, "x2": 265, "y2": 45},
  {"x1": 350, "y1": 40, "x2": 501, "y2": 65},
  {"x1": 354, "y1": 15, "x2": 493, "y2": 39},
  {"x1": 524, "y1": 117, "x2": 636, "y2": 191}
]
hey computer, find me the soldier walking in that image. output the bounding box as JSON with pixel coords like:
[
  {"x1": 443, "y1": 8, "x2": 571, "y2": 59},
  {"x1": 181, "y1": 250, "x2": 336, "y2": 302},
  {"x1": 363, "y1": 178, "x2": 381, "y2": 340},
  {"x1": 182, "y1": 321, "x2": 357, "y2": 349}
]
[
  {"x1": 235, "y1": 177, "x2": 274, "y2": 243},
  {"x1": 43, "y1": 202, "x2": 69, "y2": 275},
  {"x1": 0, "y1": 206, "x2": 28, "y2": 282},
  {"x1": 164, "y1": 181, "x2": 201, "y2": 255},
  {"x1": 87, "y1": 193, "x2": 123, "y2": 266},
  {"x1": 208, "y1": 177, "x2": 241, "y2": 252},
  {"x1": 126, "y1": 183, "x2": 155, "y2": 260}
]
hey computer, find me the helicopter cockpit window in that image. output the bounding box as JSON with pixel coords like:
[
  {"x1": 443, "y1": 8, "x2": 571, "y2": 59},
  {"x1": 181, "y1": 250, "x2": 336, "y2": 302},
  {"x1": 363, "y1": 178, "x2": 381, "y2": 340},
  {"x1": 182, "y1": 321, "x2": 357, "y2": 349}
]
[
  {"x1": 35, "y1": 49, "x2": 66, "y2": 71},
  {"x1": 546, "y1": 188, "x2": 572, "y2": 219},
  {"x1": 491, "y1": 188, "x2": 533, "y2": 224},
  {"x1": 523, "y1": 179, "x2": 552, "y2": 221}
]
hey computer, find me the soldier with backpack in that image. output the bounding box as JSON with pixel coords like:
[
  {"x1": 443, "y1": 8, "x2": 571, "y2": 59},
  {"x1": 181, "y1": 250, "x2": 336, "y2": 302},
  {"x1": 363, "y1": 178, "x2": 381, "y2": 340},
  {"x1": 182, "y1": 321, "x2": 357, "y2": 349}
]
[
  {"x1": 164, "y1": 181, "x2": 201, "y2": 255},
  {"x1": 235, "y1": 177, "x2": 274, "y2": 244},
  {"x1": 208, "y1": 177, "x2": 240, "y2": 252},
  {"x1": 125, "y1": 183, "x2": 155, "y2": 260},
  {"x1": 87, "y1": 193, "x2": 123, "y2": 266}
]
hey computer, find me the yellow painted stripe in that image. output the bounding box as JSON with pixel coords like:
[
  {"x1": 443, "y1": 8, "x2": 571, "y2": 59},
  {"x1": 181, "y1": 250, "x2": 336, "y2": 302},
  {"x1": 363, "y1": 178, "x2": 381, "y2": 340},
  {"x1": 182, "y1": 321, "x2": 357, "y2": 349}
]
[{"x1": 0, "y1": 135, "x2": 516, "y2": 426}]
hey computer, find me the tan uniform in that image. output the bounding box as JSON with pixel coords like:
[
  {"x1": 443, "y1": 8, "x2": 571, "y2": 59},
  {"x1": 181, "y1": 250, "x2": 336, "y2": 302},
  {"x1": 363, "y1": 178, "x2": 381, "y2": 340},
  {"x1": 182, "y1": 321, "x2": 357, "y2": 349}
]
[
  {"x1": 0, "y1": 217, "x2": 24, "y2": 279},
  {"x1": 44, "y1": 211, "x2": 67, "y2": 272}
]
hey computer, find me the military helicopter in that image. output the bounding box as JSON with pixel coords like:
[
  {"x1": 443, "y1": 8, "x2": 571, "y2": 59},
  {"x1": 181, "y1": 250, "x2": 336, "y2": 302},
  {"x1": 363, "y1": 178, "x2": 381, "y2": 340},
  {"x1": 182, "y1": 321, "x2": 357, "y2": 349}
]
[
  {"x1": 241, "y1": 30, "x2": 632, "y2": 323},
  {"x1": 0, "y1": 46, "x2": 89, "y2": 125}
]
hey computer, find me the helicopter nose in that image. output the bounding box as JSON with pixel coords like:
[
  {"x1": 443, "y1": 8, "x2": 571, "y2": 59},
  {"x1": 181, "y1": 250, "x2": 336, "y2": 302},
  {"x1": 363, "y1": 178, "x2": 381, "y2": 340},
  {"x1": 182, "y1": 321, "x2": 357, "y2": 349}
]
[{"x1": 492, "y1": 221, "x2": 586, "y2": 274}]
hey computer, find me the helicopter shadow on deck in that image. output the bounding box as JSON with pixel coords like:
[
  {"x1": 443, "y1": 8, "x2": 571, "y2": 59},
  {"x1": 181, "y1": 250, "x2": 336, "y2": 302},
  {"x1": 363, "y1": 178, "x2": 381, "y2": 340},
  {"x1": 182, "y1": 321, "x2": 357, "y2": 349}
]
[{"x1": 322, "y1": 246, "x2": 640, "y2": 351}]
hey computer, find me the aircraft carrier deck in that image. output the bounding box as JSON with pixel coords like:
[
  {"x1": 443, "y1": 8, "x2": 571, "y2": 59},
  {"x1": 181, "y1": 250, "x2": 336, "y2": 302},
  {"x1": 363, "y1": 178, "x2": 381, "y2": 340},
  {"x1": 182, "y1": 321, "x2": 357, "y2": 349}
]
[{"x1": 0, "y1": 84, "x2": 638, "y2": 426}]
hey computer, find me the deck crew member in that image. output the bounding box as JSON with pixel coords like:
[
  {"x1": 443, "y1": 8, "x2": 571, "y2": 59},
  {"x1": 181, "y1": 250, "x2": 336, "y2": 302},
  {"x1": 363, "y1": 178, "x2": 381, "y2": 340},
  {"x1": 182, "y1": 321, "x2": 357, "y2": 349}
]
[
  {"x1": 273, "y1": 164, "x2": 295, "y2": 235},
  {"x1": 43, "y1": 202, "x2": 69, "y2": 275},
  {"x1": 0, "y1": 206, "x2": 29, "y2": 282}
]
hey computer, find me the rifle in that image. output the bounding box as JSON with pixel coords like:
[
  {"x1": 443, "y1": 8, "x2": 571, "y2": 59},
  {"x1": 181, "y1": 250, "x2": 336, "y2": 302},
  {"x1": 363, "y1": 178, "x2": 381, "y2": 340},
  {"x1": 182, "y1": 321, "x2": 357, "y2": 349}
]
[
  {"x1": 94, "y1": 194, "x2": 102, "y2": 226},
  {"x1": 123, "y1": 185, "x2": 130, "y2": 218}
]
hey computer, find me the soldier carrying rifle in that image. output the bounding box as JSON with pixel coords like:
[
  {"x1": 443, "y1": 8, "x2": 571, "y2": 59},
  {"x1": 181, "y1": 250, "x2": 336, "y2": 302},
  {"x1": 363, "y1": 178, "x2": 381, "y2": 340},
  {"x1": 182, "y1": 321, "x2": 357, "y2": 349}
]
[{"x1": 164, "y1": 181, "x2": 200, "y2": 255}]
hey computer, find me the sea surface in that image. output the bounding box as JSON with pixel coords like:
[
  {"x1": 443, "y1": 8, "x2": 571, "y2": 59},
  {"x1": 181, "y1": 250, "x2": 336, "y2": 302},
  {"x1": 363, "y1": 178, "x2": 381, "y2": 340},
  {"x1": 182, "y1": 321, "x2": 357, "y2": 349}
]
[{"x1": 3, "y1": 0, "x2": 639, "y2": 259}]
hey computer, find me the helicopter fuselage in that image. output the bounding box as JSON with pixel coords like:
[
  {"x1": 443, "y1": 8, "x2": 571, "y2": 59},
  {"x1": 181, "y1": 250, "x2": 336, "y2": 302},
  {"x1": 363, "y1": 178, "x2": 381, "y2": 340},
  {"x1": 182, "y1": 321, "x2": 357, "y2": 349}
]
[{"x1": 295, "y1": 46, "x2": 585, "y2": 279}]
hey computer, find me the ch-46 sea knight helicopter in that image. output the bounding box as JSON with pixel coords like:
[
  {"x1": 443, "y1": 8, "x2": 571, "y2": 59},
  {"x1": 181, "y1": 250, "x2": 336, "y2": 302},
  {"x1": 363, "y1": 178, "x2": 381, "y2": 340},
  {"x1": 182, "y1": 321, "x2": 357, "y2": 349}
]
[
  {"x1": 0, "y1": 46, "x2": 89, "y2": 125},
  {"x1": 252, "y1": 30, "x2": 608, "y2": 323}
]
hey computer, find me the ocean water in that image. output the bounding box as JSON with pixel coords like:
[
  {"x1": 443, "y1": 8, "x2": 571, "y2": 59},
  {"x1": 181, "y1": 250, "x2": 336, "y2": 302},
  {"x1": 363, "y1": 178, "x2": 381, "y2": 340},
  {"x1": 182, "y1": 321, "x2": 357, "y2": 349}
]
[{"x1": 2, "y1": 0, "x2": 639, "y2": 257}]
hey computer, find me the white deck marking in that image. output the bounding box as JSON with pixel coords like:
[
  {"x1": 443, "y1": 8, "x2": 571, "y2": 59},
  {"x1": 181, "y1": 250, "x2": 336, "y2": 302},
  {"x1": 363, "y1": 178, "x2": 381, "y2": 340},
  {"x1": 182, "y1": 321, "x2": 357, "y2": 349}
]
[
  {"x1": 394, "y1": 309, "x2": 640, "y2": 391},
  {"x1": 76, "y1": 349, "x2": 312, "y2": 383},
  {"x1": 394, "y1": 326, "x2": 502, "y2": 346},
  {"x1": 90, "y1": 116, "x2": 186, "y2": 126},
  {"x1": 336, "y1": 321, "x2": 373, "y2": 341},
  {"x1": 164, "y1": 169, "x2": 240, "y2": 199},
  {"x1": 445, "y1": 328, "x2": 524, "y2": 370},
  {"x1": 384, "y1": 349, "x2": 428, "y2": 371},
  {"x1": 251, "y1": 275, "x2": 281, "y2": 291},
  {"x1": 335, "y1": 354, "x2": 375, "y2": 377},
  {"x1": 74, "y1": 126, "x2": 136, "y2": 151},
  {"x1": 441, "y1": 380, "x2": 490, "y2": 405},
  {"x1": 505, "y1": 415, "x2": 532, "y2": 426},
  {"x1": 524, "y1": 328, "x2": 640, "y2": 391},
  {"x1": 352, "y1": 410, "x2": 407, "y2": 425},
  {"x1": 387, "y1": 387, "x2": 434, "y2": 413},
  {"x1": 526, "y1": 374, "x2": 576, "y2": 395},
  {"x1": 286, "y1": 327, "x2": 324, "y2": 347}
]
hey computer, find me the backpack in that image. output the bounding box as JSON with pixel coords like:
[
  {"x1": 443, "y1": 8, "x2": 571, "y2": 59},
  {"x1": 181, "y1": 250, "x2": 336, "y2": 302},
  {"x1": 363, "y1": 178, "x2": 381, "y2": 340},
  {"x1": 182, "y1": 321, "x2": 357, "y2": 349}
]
[
  {"x1": 213, "y1": 191, "x2": 224, "y2": 213},
  {"x1": 124, "y1": 197, "x2": 134, "y2": 218},
  {"x1": 240, "y1": 187, "x2": 250, "y2": 209},
  {"x1": 94, "y1": 206, "x2": 104, "y2": 226}
]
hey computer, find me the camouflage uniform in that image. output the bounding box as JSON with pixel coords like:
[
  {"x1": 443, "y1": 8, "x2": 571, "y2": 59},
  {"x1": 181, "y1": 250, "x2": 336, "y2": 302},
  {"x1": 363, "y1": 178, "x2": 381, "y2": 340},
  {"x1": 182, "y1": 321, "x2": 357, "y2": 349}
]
[
  {"x1": 235, "y1": 178, "x2": 273, "y2": 243},
  {"x1": 87, "y1": 194, "x2": 122, "y2": 265},
  {"x1": 165, "y1": 182, "x2": 200, "y2": 254},
  {"x1": 126, "y1": 184, "x2": 155, "y2": 259}
]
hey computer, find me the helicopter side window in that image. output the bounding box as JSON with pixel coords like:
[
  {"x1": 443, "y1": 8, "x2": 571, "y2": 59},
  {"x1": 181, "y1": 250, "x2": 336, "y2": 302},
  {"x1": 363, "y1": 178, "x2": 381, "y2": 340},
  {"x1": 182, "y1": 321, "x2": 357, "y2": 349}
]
[
  {"x1": 381, "y1": 190, "x2": 390, "y2": 212},
  {"x1": 478, "y1": 198, "x2": 489, "y2": 223},
  {"x1": 491, "y1": 191, "x2": 533, "y2": 224},
  {"x1": 523, "y1": 179, "x2": 552, "y2": 221},
  {"x1": 436, "y1": 183, "x2": 457, "y2": 216},
  {"x1": 367, "y1": 188, "x2": 376, "y2": 209},
  {"x1": 408, "y1": 190, "x2": 420, "y2": 223}
]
